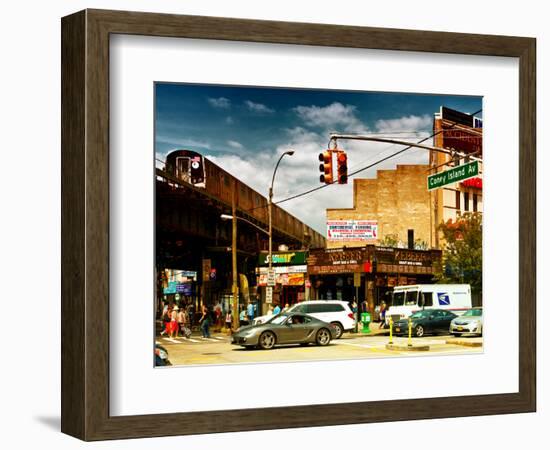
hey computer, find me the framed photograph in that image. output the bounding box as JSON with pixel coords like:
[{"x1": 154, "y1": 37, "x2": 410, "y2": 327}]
[{"x1": 61, "y1": 9, "x2": 536, "y2": 441}]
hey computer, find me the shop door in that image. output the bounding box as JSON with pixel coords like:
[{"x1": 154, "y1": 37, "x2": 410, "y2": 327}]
[{"x1": 283, "y1": 288, "x2": 297, "y2": 306}]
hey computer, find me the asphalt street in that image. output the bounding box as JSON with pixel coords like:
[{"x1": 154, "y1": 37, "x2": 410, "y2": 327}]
[{"x1": 157, "y1": 331, "x2": 483, "y2": 366}]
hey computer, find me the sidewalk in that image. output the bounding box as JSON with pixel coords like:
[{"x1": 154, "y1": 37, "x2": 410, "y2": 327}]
[{"x1": 350, "y1": 324, "x2": 390, "y2": 337}]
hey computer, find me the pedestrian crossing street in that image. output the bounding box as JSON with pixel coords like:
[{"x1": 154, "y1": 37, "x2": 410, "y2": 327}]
[{"x1": 156, "y1": 335, "x2": 229, "y2": 345}]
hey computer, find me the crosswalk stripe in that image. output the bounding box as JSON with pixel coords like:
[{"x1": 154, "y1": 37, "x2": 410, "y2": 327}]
[
  {"x1": 159, "y1": 336, "x2": 225, "y2": 344},
  {"x1": 337, "y1": 341, "x2": 384, "y2": 349}
]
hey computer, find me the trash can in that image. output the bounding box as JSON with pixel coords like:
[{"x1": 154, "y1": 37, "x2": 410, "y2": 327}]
[{"x1": 361, "y1": 312, "x2": 371, "y2": 334}]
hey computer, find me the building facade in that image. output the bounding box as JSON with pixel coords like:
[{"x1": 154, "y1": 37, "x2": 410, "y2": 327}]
[
  {"x1": 431, "y1": 106, "x2": 483, "y2": 247},
  {"x1": 307, "y1": 245, "x2": 442, "y2": 312},
  {"x1": 326, "y1": 164, "x2": 433, "y2": 249}
]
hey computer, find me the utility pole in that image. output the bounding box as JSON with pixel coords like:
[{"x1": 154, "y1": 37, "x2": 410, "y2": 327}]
[
  {"x1": 231, "y1": 180, "x2": 239, "y2": 331},
  {"x1": 267, "y1": 183, "x2": 273, "y2": 311},
  {"x1": 220, "y1": 212, "x2": 270, "y2": 324}
]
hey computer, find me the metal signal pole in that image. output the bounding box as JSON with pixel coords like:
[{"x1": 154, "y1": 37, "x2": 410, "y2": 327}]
[{"x1": 328, "y1": 133, "x2": 482, "y2": 163}]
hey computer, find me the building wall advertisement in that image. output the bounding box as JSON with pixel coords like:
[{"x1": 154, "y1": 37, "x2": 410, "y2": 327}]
[{"x1": 327, "y1": 220, "x2": 378, "y2": 241}]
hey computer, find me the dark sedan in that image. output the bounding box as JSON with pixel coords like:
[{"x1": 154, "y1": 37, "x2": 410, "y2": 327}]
[
  {"x1": 231, "y1": 312, "x2": 336, "y2": 349},
  {"x1": 392, "y1": 309, "x2": 458, "y2": 337}
]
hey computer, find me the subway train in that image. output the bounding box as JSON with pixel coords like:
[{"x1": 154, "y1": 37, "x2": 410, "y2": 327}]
[{"x1": 163, "y1": 149, "x2": 325, "y2": 249}]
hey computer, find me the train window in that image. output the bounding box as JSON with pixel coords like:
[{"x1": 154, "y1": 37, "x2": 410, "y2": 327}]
[{"x1": 223, "y1": 174, "x2": 230, "y2": 187}]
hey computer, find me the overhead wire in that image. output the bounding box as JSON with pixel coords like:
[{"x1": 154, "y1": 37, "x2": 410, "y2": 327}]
[
  {"x1": 155, "y1": 109, "x2": 482, "y2": 213},
  {"x1": 272, "y1": 108, "x2": 482, "y2": 207}
]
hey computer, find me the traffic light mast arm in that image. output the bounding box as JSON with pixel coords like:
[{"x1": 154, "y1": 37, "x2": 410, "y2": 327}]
[{"x1": 328, "y1": 133, "x2": 482, "y2": 162}]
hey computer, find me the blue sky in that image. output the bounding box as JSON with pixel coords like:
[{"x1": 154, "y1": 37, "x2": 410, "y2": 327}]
[{"x1": 155, "y1": 83, "x2": 482, "y2": 234}]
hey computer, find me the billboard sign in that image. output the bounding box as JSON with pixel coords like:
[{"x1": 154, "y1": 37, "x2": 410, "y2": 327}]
[
  {"x1": 326, "y1": 220, "x2": 377, "y2": 241},
  {"x1": 176, "y1": 283, "x2": 193, "y2": 295},
  {"x1": 163, "y1": 281, "x2": 177, "y2": 294},
  {"x1": 258, "y1": 251, "x2": 307, "y2": 266}
]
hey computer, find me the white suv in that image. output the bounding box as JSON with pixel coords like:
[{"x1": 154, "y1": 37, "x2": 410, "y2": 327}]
[{"x1": 254, "y1": 300, "x2": 355, "y2": 339}]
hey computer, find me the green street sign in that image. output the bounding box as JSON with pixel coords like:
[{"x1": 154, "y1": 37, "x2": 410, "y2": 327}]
[{"x1": 427, "y1": 161, "x2": 479, "y2": 191}]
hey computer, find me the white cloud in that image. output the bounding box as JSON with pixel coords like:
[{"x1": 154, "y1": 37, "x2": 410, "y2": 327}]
[
  {"x1": 227, "y1": 140, "x2": 244, "y2": 149},
  {"x1": 205, "y1": 115, "x2": 433, "y2": 236},
  {"x1": 375, "y1": 114, "x2": 432, "y2": 133},
  {"x1": 245, "y1": 100, "x2": 274, "y2": 114},
  {"x1": 225, "y1": 116, "x2": 234, "y2": 124},
  {"x1": 156, "y1": 135, "x2": 211, "y2": 150},
  {"x1": 207, "y1": 97, "x2": 231, "y2": 109},
  {"x1": 155, "y1": 152, "x2": 166, "y2": 169},
  {"x1": 294, "y1": 102, "x2": 368, "y2": 133}
]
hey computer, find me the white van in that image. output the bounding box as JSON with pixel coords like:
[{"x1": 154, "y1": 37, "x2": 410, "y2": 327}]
[{"x1": 385, "y1": 284, "x2": 472, "y2": 325}]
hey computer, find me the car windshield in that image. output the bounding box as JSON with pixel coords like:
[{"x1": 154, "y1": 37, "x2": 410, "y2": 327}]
[
  {"x1": 392, "y1": 292, "x2": 405, "y2": 306},
  {"x1": 463, "y1": 309, "x2": 482, "y2": 317},
  {"x1": 268, "y1": 315, "x2": 289, "y2": 325},
  {"x1": 405, "y1": 291, "x2": 418, "y2": 306},
  {"x1": 410, "y1": 310, "x2": 429, "y2": 319}
]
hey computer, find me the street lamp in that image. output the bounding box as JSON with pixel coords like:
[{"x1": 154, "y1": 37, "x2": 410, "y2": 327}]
[
  {"x1": 268, "y1": 150, "x2": 294, "y2": 310},
  {"x1": 221, "y1": 214, "x2": 269, "y2": 236}
]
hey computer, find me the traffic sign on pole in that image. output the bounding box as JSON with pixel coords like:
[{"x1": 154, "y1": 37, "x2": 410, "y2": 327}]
[
  {"x1": 427, "y1": 161, "x2": 479, "y2": 191},
  {"x1": 267, "y1": 269, "x2": 276, "y2": 287},
  {"x1": 266, "y1": 286, "x2": 273, "y2": 304}
]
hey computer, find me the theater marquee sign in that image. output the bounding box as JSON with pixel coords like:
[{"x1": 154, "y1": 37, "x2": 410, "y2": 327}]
[
  {"x1": 307, "y1": 246, "x2": 441, "y2": 276},
  {"x1": 307, "y1": 248, "x2": 367, "y2": 275},
  {"x1": 376, "y1": 247, "x2": 441, "y2": 274}
]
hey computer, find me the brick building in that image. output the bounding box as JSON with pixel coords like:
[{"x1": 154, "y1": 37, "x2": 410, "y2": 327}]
[
  {"x1": 311, "y1": 106, "x2": 482, "y2": 311},
  {"x1": 431, "y1": 106, "x2": 483, "y2": 247},
  {"x1": 326, "y1": 164, "x2": 433, "y2": 249},
  {"x1": 325, "y1": 106, "x2": 482, "y2": 251}
]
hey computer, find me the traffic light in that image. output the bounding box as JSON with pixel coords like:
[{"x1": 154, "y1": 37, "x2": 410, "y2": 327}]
[
  {"x1": 337, "y1": 151, "x2": 348, "y2": 184},
  {"x1": 318, "y1": 151, "x2": 333, "y2": 184}
]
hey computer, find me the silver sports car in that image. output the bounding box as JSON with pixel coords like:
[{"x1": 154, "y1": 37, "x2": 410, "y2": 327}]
[{"x1": 231, "y1": 312, "x2": 336, "y2": 349}]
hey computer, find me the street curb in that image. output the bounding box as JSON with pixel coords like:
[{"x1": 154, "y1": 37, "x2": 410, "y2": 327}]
[
  {"x1": 385, "y1": 343, "x2": 430, "y2": 351},
  {"x1": 445, "y1": 339, "x2": 483, "y2": 347}
]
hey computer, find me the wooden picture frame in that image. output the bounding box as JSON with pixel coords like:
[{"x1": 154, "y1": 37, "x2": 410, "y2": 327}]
[{"x1": 61, "y1": 9, "x2": 536, "y2": 441}]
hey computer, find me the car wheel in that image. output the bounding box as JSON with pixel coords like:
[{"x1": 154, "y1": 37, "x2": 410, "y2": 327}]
[
  {"x1": 451, "y1": 333, "x2": 460, "y2": 337},
  {"x1": 330, "y1": 322, "x2": 344, "y2": 339},
  {"x1": 316, "y1": 328, "x2": 331, "y2": 346},
  {"x1": 414, "y1": 325, "x2": 425, "y2": 337},
  {"x1": 259, "y1": 331, "x2": 276, "y2": 350}
]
